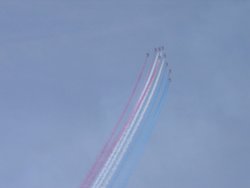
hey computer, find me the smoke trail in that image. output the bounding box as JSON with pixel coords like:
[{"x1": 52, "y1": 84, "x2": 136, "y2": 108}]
[
  {"x1": 98, "y1": 55, "x2": 163, "y2": 188},
  {"x1": 100, "y1": 59, "x2": 166, "y2": 188},
  {"x1": 81, "y1": 54, "x2": 150, "y2": 188},
  {"x1": 109, "y1": 63, "x2": 170, "y2": 188},
  {"x1": 108, "y1": 67, "x2": 167, "y2": 188},
  {"x1": 92, "y1": 58, "x2": 160, "y2": 188},
  {"x1": 92, "y1": 53, "x2": 160, "y2": 188}
]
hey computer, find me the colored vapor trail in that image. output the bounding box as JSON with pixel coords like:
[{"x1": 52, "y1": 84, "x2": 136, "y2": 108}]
[
  {"x1": 80, "y1": 47, "x2": 171, "y2": 188},
  {"x1": 81, "y1": 52, "x2": 149, "y2": 188}
]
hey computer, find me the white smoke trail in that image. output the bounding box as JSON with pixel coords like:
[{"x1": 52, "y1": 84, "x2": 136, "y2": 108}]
[
  {"x1": 101, "y1": 59, "x2": 166, "y2": 188},
  {"x1": 92, "y1": 53, "x2": 160, "y2": 188},
  {"x1": 92, "y1": 54, "x2": 159, "y2": 188}
]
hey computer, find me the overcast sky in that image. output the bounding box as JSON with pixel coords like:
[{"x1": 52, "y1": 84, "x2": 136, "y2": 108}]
[{"x1": 0, "y1": 1, "x2": 250, "y2": 188}]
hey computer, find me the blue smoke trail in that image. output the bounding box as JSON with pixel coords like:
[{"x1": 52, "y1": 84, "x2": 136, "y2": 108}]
[
  {"x1": 108, "y1": 63, "x2": 170, "y2": 188},
  {"x1": 109, "y1": 66, "x2": 169, "y2": 188}
]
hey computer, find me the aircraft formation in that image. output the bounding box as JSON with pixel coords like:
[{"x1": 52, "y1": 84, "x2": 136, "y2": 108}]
[{"x1": 81, "y1": 47, "x2": 172, "y2": 188}]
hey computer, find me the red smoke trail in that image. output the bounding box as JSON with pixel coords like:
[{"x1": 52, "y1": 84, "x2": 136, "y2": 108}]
[
  {"x1": 100, "y1": 60, "x2": 165, "y2": 188},
  {"x1": 92, "y1": 55, "x2": 160, "y2": 188},
  {"x1": 81, "y1": 55, "x2": 149, "y2": 188}
]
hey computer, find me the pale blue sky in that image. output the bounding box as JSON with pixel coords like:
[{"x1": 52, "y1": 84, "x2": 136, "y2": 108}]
[{"x1": 0, "y1": 1, "x2": 250, "y2": 188}]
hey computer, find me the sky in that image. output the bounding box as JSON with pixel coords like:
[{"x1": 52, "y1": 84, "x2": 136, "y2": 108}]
[{"x1": 0, "y1": 0, "x2": 250, "y2": 188}]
